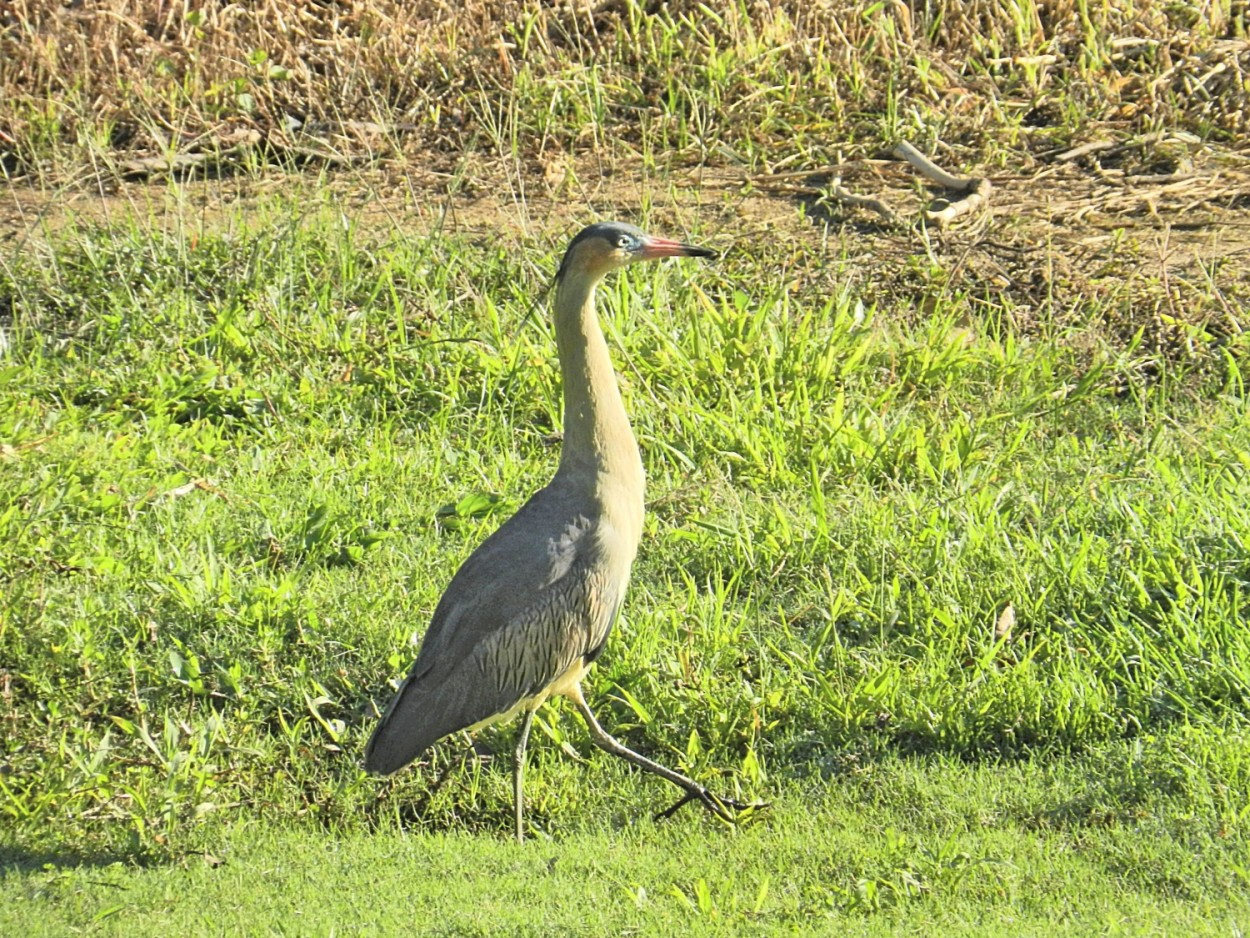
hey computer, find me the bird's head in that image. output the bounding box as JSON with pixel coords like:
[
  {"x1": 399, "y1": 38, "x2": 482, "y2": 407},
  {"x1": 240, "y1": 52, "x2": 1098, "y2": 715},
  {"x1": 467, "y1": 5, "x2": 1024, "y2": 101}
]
[{"x1": 556, "y1": 222, "x2": 716, "y2": 283}]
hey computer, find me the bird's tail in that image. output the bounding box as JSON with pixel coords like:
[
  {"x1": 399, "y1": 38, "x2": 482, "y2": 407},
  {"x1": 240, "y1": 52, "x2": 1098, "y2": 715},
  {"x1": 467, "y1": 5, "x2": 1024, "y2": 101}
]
[{"x1": 363, "y1": 676, "x2": 442, "y2": 776}]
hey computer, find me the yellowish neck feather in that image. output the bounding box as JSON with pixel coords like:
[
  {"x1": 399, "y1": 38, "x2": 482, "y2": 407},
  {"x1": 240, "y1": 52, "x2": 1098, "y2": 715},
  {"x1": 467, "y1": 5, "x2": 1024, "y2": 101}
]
[{"x1": 551, "y1": 269, "x2": 645, "y2": 512}]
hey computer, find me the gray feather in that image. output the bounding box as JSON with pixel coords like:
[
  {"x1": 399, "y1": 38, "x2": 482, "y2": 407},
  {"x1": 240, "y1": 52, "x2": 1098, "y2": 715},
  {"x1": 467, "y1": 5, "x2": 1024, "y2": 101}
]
[{"x1": 363, "y1": 482, "x2": 627, "y2": 775}]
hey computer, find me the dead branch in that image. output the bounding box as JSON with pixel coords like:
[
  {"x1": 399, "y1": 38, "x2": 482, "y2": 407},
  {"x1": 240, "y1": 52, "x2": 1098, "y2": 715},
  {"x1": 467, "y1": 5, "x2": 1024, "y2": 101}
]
[
  {"x1": 825, "y1": 177, "x2": 900, "y2": 224},
  {"x1": 891, "y1": 140, "x2": 993, "y2": 226}
]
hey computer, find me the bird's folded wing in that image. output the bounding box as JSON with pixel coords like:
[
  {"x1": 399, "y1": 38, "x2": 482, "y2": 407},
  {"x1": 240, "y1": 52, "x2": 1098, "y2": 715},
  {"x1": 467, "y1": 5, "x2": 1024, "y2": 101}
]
[{"x1": 364, "y1": 490, "x2": 619, "y2": 774}]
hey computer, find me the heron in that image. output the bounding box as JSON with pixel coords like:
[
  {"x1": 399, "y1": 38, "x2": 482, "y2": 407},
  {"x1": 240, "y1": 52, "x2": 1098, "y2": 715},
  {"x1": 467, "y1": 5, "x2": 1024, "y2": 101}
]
[{"x1": 365, "y1": 221, "x2": 758, "y2": 841}]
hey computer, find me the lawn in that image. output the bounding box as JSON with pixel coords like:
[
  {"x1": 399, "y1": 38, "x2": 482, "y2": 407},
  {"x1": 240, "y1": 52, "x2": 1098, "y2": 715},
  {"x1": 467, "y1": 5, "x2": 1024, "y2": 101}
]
[
  {"x1": 5, "y1": 756, "x2": 1250, "y2": 935},
  {"x1": 2, "y1": 1, "x2": 1249, "y2": 934}
]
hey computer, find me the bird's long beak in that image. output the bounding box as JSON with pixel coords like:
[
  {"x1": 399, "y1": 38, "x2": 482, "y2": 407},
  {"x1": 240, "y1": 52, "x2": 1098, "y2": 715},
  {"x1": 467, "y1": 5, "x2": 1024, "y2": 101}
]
[{"x1": 637, "y1": 236, "x2": 717, "y2": 261}]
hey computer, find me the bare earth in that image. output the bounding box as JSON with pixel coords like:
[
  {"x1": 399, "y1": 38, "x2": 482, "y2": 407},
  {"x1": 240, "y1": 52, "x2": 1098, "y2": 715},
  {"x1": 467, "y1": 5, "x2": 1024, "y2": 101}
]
[{"x1": 3, "y1": 139, "x2": 1248, "y2": 346}]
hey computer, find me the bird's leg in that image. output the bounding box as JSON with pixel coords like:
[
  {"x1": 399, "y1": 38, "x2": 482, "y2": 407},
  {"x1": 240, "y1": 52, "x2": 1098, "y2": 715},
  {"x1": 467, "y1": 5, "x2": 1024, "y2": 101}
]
[
  {"x1": 654, "y1": 791, "x2": 701, "y2": 820},
  {"x1": 513, "y1": 708, "x2": 535, "y2": 843},
  {"x1": 568, "y1": 685, "x2": 763, "y2": 824}
]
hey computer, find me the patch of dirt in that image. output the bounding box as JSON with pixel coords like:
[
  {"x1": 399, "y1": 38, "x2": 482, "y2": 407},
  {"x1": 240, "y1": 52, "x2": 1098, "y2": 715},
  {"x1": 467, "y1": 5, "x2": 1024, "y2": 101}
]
[{"x1": 3, "y1": 137, "x2": 1248, "y2": 359}]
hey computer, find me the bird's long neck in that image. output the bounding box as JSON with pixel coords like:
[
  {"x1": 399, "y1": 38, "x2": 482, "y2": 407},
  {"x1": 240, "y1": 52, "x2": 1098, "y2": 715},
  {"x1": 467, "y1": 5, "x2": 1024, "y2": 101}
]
[{"x1": 552, "y1": 271, "x2": 645, "y2": 520}]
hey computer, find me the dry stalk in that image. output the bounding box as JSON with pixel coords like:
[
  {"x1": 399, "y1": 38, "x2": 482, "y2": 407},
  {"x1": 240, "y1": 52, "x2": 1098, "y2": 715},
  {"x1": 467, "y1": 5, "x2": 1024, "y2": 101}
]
[{"x1": 0, "y1": 0, "x2": 1246, "y2": 182}]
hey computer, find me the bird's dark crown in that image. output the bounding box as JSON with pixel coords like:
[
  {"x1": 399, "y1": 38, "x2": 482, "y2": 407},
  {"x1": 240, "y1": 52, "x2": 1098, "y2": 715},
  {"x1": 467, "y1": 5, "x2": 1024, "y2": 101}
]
[{"x1": 556, "y1": 222, "x2": 647, "y2": 281}]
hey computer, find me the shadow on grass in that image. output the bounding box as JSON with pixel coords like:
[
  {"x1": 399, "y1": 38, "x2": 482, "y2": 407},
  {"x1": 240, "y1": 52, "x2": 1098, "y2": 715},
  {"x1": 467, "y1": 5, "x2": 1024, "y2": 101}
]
[
  {"x1": 0, "y1": 843, "x2": 157, "y2": 874},
  {"x1": 796, "y1": 191, "x2": 900, "y2": 237}
]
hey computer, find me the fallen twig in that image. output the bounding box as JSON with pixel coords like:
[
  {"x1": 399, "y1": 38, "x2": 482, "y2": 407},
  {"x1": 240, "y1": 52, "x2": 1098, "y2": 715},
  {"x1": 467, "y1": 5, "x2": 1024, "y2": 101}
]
[
  {"x1": 1051, "y1": 130, "x2": 1199, "y2": 164},
  {"x1": 825, "y1": 177, "x2": 900, "y2": 224},
  {"x1": 117, "y1": 130, "x2": 369, "y2": 179},
  {"x1": 746, "y1": 162, "x2": 864, "y2": 184},
  {"x1": 892, "y1": 140, "x2": 993, "y2": 226}
]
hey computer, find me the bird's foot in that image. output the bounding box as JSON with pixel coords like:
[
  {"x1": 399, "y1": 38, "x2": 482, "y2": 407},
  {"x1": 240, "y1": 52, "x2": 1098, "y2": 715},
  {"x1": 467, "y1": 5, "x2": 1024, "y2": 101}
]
[{"x1": 654, "y1": 789, "x2": 770, "y2": 824}]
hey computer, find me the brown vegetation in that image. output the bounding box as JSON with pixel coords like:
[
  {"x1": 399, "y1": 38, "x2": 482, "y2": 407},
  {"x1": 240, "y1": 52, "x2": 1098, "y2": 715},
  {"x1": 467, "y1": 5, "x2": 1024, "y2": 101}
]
[
  {"x1": 1, "y1": 1, "x2": 1246, "y2": 176},
  {"x1": 1, "y1": 2, "x2": 1246, "y2": 365}
]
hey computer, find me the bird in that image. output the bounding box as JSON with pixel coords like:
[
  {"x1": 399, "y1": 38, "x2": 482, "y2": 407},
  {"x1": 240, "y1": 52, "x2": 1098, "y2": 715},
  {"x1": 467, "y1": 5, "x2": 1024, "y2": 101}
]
[{"x1": 364, "y1": 221, "x2": 759, "y2": 841}]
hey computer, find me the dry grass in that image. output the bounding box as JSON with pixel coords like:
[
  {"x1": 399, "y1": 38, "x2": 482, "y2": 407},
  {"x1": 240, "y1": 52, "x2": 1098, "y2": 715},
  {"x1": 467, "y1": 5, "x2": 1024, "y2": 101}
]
[
  {"x1": 1, "y1": 1, "x2": 1247, "y2": 180},
  {"x1": 1, "y1": 1, "x2": 1246, "y2": 372}
]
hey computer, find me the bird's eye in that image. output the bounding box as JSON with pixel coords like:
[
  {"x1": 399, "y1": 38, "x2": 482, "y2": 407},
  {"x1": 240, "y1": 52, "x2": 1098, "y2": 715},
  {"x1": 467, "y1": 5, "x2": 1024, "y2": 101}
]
[{"x1": 616, "y1": 235, "x2": 631, "y2": 248}]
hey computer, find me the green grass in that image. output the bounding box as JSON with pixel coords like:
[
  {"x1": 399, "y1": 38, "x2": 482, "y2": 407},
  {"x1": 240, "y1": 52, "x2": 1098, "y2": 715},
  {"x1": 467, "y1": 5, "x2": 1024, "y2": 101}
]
[
  {"x1": 4, "y1": 751, "x2": 1250, "y2": 935},
  {"x1": 1, "y1": 190, "x2": 1248, "y2": 933}
]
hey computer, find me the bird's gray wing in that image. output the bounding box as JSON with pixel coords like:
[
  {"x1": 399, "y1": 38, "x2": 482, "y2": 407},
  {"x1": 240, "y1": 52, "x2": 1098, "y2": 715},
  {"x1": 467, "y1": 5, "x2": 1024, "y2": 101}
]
[{"x1": 364, "y1": 487, "x2": 624, "y2": 775}]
